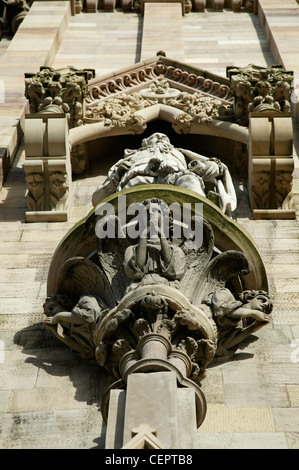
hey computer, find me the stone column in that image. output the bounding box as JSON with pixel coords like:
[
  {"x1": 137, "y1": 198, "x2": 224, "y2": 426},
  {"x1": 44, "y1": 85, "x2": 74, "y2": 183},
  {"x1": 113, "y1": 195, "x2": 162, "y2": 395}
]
[{"x1": 101, "y1": 333, "x2": 207, "y2": 449}]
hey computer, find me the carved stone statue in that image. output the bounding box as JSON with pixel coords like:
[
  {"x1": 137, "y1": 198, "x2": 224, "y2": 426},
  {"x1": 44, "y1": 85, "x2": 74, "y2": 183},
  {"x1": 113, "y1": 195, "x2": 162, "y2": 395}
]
[
  {"x1": 92, "y1": 132, "x2": 237, "y2": 214},
  {"x1": 207, "y1": 287, "x2": 273, "y2": 358},
  {"x1": 124, "y1": 199, "x2": 186, "y2": 288},
  {"x1": 44, "y1": 293, "x2": 109, "y2": 361},
  {"x1": 44, "y1": 195, "x2": 272, "y2": 386}
]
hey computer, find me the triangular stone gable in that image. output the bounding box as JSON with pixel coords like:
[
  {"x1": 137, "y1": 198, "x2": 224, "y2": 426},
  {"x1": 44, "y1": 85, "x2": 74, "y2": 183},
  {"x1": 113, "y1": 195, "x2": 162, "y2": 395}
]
[{"x1": 86, "y1": 53, "x2": 233, "y2": 107}]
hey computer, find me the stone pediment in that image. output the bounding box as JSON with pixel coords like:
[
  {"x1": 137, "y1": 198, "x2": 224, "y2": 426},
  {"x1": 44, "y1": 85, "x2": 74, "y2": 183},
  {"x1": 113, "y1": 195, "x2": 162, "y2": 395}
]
[{"x1": 85, "y1": 54, "x2": 233, "y2": 107}]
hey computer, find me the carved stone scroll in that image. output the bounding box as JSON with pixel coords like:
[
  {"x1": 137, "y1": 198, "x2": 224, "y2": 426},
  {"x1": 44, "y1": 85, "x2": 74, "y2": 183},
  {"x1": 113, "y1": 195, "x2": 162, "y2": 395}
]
[
  {"x1": 248, "y1": 112, "x2": 295, "y2": 219},
  {"x1": 86, "y1": 56, "x2": 232, "y2": 105},
  {"x1": 24, "y1": 114, "x2": 72, "y2": 222}
]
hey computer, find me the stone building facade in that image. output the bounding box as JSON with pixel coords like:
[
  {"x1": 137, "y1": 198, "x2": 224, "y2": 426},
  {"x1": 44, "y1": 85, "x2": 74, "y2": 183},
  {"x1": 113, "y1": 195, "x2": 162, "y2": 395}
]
[{"x1": 0, "y1": 0, "x2": 299, "y2": 449}]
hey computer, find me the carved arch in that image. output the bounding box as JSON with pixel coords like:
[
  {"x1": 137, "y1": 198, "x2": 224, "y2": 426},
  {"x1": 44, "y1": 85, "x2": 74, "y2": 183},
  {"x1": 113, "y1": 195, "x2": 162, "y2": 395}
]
[{"x1": 69, "y1": 103, "x2": 249, "y2": 149}]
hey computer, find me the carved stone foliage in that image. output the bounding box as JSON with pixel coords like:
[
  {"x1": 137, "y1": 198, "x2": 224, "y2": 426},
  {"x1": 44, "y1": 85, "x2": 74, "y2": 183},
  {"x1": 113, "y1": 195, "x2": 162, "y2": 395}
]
[
  {"x1": 24, "y1": 114, "x2": 72, "y2": 221},
  {"x1": 25, "y1": 66, "x2": 95, "y2": 176},
  {"x1": 44, "y1": 197, "x2": 273, "y2": 386},
  {"x1": 248, "y1": 113, "x2": 295, "y2": 218},
  {"x1": 227, "y1": 65, "x2": 294, "y2": 126},
  {"x1": 85, "y1": 92, "x2": 153, "y2": 133},
  {"x1": 167, "y1": 90, "x2": 233, "y2": 133},
  {"x1": 85, "y1": 83, "x2": 233, "y2": 135},
  {"x1": 24, "y1": 160, "x2": 69, "y2": 213},
  {"x1": 25, "y1": 66, "x2": 95, "y2": 128},
  {"x1": 251, "y1": 161, "x2": 294, "y2": 212}
]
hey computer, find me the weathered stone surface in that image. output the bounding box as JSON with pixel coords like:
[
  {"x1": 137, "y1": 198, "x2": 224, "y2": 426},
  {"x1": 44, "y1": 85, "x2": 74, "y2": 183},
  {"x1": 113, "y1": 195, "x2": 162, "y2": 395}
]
[
  {"x1": 123, "y1": 372, "x2": 180, "y2": 448},
  {"x1": 0, "y1": 364, "x2": 38, "y2": 390},
  {"x1": 0, "y1": 407, "x2": 105, "y2": 449},
  {"x1": 286, "y1": 432, "x2": 299, "y2": 449},
  {"x1": 201, "y1": 368, "x2": 224, "y2": 403},
  {"x1": 223, "y1": 383, "x2": 289, "y2": 407},
  {"x1": 197, "y1": 404, "x2": 275, "y2": 433},
  {"x1": 0, "y1": 390, "x2": 12, "y2": 413},
  {"x1": 1, "y1": 1, "x2": 299, "y2": 451},
  {"x1": 197, "y1": 432, "x2": 288, "y2": 449},
  {"x1": 273, "y1": 408, "x2": 299, "y2": 433},
  {"x1": 287, "y1": 385, "x2": 299, "y2": 407}
]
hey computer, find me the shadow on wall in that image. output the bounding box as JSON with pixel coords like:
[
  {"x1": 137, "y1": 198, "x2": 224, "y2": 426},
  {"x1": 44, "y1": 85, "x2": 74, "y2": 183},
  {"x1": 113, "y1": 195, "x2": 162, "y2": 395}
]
[{"x1": 13, "y1": 323, "x2": 109, "y2": 448}]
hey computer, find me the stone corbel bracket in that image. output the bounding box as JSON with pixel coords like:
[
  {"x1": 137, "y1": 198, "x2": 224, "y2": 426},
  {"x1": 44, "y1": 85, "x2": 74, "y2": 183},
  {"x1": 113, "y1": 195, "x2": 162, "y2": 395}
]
[
  {"x1": 248, "y1": 112, "x2": 295, "y2": 219},
  {"x1": 24, "y1": 113, "x2": 72, "y2": 222}
]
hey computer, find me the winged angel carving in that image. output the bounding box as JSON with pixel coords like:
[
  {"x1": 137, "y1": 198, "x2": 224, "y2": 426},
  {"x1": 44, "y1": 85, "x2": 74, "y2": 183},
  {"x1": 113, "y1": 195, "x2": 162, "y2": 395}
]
[{"x1": 44, "y1": 198, "x2": 272, "y2": 383}]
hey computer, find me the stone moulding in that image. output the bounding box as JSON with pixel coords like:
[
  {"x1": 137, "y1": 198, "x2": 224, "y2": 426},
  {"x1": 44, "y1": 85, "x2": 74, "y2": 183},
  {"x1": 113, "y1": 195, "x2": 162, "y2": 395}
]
[{"x1": 85, "y1": 56, "x2": 232, "y2": 105}]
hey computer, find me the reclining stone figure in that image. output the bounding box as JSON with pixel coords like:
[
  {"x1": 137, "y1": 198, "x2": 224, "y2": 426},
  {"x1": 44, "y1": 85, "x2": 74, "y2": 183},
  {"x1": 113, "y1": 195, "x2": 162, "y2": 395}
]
[{"x1": 92, "y1": 132, "x2": 237, "y2": 214}]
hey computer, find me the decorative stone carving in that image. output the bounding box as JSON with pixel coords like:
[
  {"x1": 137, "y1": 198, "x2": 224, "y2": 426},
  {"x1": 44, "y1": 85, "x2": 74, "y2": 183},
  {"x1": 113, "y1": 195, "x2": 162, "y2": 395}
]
[
  {"x1": 44, "y1": 195, "x2": 272, "y2": 388},
  {"x1": 85, "y1": 84, "x2": 233, "y2": 138},
  {"x1": 94, "y1": 0, "x2": 255, "y2": 13},
  {"x1": 248, "y1": 113, "x2": 295, "y2": 219},
  {"x1": 85, "y1": 92, "x2": 153, "y2": 133},
  {"x1": 25, "y1": 163, "x2": 45, "y2": 212},
  {"x1": 25, "y1": 66, "x2": 95, "y2": 129},
  {"x1": 24, "y1": 114, "x2": 72, "y2": 222},
  {"x1": 139, "y1": 79, "x2": 181, "y2": 101},
  {"x1": 74, "y1": 0, "x2": 83, "y2": 13},
  {"x1": 44, "y1": 181, "x2": 271, "y2": 441},
  {"x1": 167, "y1": 90, "x2": 234, "y2": 132},
  {"x1": 92, "y1": 132, "x2": 237, "y2": 214},
  {"x1": 0, "y1": 0, "x2": 31, "y2": 37},
  {"x1": 24, "y1": 160, "x2": 70, "y2": 215},
  {"x1": 208, "y1": 287, "x2": 272, "y2": 358},
  {"x1": 86, "y1": 56, "x2": 232, "y2": 105},
  {"x1": 25, "y1": 66, "x2": 95, "y2": 177},
  {"x1": 227, "y1": 64, "x2": 294, "y2": 126}
]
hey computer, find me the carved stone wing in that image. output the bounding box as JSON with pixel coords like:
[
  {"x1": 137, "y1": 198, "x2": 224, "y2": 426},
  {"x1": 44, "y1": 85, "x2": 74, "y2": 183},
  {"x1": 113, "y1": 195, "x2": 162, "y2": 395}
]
[
  {"x1": 178, "y1": 217, "x2": 215, "y2": 302},
  {"x1": 181, "y1": 250, "x2": 251, "y2": 307},
  {"x1": 57, "y1": 256, "x2": 116, "y2": 308},
  {"x1": 97, "y1": 235, "x2": 131, "y2": 303}
]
